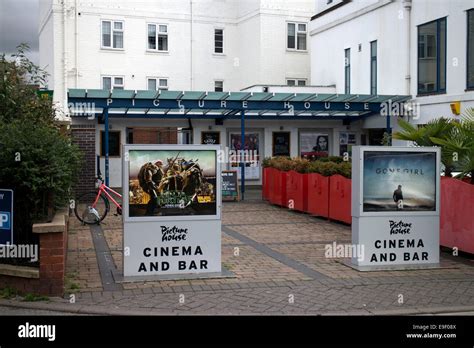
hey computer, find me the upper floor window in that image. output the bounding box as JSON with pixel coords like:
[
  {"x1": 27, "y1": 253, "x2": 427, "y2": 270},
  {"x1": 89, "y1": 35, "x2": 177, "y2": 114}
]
[
  {"x1": 345, "y1": 48, "x2": 351, "y2": 94},
  {"x1": 287, "y1": 23, "x2": 307, "y2": 51},
  {"x1": 467, "y1": 9, "x2": 474, "y2": 89},
  {"x1": 215, "y1": 80, "x2": 224, "y2": 92},
  {"x1": 102, "y1": 20, "x2": 123, "y2": 49},
  {"x1": 417, "y1": 17, "x2": 446, "y2": 95},
  {"x1": 287, "y1": 79, "x2": 306, "y2": 86},
  {"x1": 370, "y1": 40, "x2": 377, "y2": 95},
  {"x1": 215, "y1": 29, "x2": 224, "y2": 54},
  {"x1": 102, "y1": 76, "x2": 124, "y2": 90},
  {"x1": 147, "y1": 78, "x2": 168, "y2": 91},
  {"x1": 148, "y1": 24, "x2": 168, "y2": 51}
]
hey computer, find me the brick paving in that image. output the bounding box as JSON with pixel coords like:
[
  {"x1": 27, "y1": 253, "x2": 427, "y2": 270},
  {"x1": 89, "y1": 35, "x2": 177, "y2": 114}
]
[{"x1": 54, "y1": 196, "x2": 474, "y2": 314}]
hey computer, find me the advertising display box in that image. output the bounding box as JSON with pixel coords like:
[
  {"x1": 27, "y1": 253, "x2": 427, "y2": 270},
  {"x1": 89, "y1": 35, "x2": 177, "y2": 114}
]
[
  {"x1": 122, "y1": 145, "x2": 221, "y2": 278},
  {"x1": 351, "y1": 146, "x2": 440, "y2": 270}
]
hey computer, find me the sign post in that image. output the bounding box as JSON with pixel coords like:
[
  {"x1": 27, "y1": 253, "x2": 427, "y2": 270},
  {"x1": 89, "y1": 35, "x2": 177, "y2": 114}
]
[
  {"x1": 351, "y1": 146, "x2": 440, "y2": 270},
  {"x1": 222, "y1": 170, "x2": 239, "y2": 201},
  {"x1": 0, "y1": 189, "x2": 14, "y2": 245},
  {"x1": 122, "y1": 145, "x2": 221, "y2": 278}
]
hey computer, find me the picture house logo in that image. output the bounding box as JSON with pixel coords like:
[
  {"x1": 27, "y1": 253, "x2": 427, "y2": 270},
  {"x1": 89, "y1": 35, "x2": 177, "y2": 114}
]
[
  {"x1": 389, "y1": 220, "x2": 412, "y2": 235},
  {"x1": 161, "y1": 225, "x2": 188, "y2": 242}
]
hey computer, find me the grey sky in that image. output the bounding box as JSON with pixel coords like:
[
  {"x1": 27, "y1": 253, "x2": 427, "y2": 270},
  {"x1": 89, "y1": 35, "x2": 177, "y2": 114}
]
[{"x1": 0, "y1": 0, "x2": 39, "y2": 64}]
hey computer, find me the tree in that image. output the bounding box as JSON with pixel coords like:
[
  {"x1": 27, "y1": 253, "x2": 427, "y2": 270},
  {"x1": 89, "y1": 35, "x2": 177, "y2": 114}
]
[{"x1": 0, "y1": 44, "x2": 82, "y2": 261}]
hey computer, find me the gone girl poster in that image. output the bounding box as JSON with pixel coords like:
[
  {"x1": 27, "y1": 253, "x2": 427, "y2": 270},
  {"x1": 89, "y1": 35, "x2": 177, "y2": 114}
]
[{"x1": 363, "y1": 151, "x2": 437, "y2": 212}]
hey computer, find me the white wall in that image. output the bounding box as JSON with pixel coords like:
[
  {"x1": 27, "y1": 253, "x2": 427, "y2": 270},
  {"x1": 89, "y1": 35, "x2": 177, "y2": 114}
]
[
  {"x1": 39, "y1": 0, "x2": 315, "y2": 99},
  {"x1": 309, "y1": 0, "x2": 474, "y2": 131}
]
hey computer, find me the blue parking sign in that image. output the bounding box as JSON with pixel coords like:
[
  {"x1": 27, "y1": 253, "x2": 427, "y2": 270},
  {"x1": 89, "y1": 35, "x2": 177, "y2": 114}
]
[{"x1": 0, "y1": 189, "x2": 13, "y2": 245}]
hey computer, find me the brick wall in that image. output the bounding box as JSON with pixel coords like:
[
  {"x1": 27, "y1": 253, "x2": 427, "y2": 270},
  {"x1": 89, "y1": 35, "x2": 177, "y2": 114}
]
[
  {"x1": 0, "y1": 211, "x2": 68, "y2": 297},
  {"x1": 71, "y1": 125, "x2": 96, "y2": 196},
  {"x1": 132, "y1": 128, "x2": 177, "y2": 144}
]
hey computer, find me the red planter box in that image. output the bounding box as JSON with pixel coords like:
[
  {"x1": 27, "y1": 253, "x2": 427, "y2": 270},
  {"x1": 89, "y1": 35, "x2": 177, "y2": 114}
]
[
  {"x1": 306, "y1": 173, "x2": 329, "y2": 218},
  {"x1": 440, "y1": 177, "x2": 474, "y2": 254},
  {"x1": 262, "y1": 167, "x2": 270, "y2": 200},
  {"x1": 286, "y1": 171, "x2": 308, "y2": 212},
  {"x1": 328, "y1": 175, "x2": 351, "y2": 224},
  {"x1": 266, "y1": 167, "x2": 277, "y2": 204},
  {"x1": 271, "y1": 169, "x2": 288, "y2": 206}
]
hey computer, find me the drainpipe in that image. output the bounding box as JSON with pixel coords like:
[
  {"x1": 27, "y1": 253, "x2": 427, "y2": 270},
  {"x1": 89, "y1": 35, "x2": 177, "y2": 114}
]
[
  {"x1": 75, "y1": 0, "x2": 78, "y2": 87},
  {"x1": 62, "y1": 0, "x2": 68, "y2": 118},
  {"x1": 190, "y1": 0, "x2": 194, "y2": 90},
  {"x1": 403, "y1": 0, "x2": 412, "y2": 96}
]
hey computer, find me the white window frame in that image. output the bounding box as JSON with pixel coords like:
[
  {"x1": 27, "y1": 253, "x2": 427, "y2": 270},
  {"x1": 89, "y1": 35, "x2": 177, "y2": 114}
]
[
  {"x1": 147, "y1": 23, "x2": 169, "y2": 52},
  {"x1": 102, "y1": 76, "x2": 125, "y2": 90},
  {"x1": 287, "y1": 22, "x2": 307, "y2": 51},
  {"x1": 214, "y1": 80, "x2": 224, "y2": 92},
  {"x1": 101, "y1": 20, "x2": 124, "y2": 50},
  {"x1": 286, "y1": 79, "x2": 307, "y2": 86},
  {"x1": 147, "y1": 77, "x2": 169, "y2": 91},
  {"x1": 214, "y1": 27, "x2": 224, "y2": 55}
]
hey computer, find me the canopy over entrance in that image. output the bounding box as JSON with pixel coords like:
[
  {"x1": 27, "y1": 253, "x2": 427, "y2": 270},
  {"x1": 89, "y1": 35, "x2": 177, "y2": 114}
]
[{"x1": 68, "y1": 88, "x2": 411, "y2": 198}]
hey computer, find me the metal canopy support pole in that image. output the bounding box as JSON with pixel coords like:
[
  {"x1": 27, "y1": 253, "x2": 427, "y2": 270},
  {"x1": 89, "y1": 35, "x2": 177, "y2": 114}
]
[
  {"x1": 240, "y1": 110, "x2": 245, "y2": 201},
  {"x1": 104, "y1": 107, "x2": 110, "y2": 186},
  {"x1": 386, "y1": 111, "x2": 391, "y2": 146}
]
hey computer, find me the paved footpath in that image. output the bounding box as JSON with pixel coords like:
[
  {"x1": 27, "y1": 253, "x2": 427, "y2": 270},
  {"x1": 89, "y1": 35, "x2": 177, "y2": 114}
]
[{"x1": 2, "y1": 194, "x2": 474, "y2": 315}]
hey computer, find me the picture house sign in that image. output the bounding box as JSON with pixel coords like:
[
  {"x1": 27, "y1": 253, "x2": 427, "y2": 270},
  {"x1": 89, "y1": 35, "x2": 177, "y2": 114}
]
[
  {"x1": 122, "y1": 144, "x2": 221, "y2": 278},
  {"x1": 97, "y1": 97, "x2": 381, "y2": 114},
  {"x1": 351, "y1": 146, "x2": 441, "y2": 270}
]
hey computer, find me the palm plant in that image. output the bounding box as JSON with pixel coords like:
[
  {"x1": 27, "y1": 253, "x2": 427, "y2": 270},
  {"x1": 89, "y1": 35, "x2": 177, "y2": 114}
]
[
  {"x1": 393, "y1": 117, "x2": 457, "y2": 177},
  {"x1": 430, "y1": 109, "x2": 474, "y2": 184}
]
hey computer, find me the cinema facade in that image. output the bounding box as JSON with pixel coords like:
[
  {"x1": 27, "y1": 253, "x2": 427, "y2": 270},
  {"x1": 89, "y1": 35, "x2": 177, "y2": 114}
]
[{"x1": 67, "y1": 88, "x2": 411, "y2": 195}]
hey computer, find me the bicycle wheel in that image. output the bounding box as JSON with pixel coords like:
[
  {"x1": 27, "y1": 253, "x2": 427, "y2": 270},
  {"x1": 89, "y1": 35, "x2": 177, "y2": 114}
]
[{"x1": 74, "y1": 191, "x2": 110, "y2": 224}]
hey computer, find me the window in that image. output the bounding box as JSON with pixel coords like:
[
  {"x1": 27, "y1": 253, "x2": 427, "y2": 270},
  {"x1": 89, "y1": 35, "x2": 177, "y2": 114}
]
[
  {"x1": 147, "y1": 78, "x2": 168, "y2": 91},
  {"x1": 418, "y1": 17, "x2": 446, "y2": 95},
  {"x1": 100, "y1": 131, "x2": 121, "y2": 157},
  {"x1": 148, "y1": 24, "x2": 168, "y2": 51},
  {"x1": 345, "y1": 48, "x2": 351, "y2": 94},
  {"x1": 370, "y1": 40, "x2": 377, "y2": 95},
  {"x1": 214, "y1": 29, "x2": 224, "y2": 54},
  {"x1": 102, "y1": 20, "x2": 123, "y2": 49},
  {"x1": 468, "y1": 10, "x2": 474, "y2": 89},
  {"x1": 102, "y1": 76, "x2": 124, "y2": 90},
  {"x1": 287, "y1": 79, "x2": 306, "y2": 86},
  {"x1": 215, "y1": 81, "x2": 224, "y2": 92},
  {"x1": 287, "y1": 23, "x2": 307, "y2": 51}
]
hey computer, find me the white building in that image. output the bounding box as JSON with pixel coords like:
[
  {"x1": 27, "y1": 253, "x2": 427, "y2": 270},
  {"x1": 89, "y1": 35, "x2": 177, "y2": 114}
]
[
  {"x1": 310, "y1": 0, "x2": 474, "y2": 144},
  {"x1": 40, "y1": 0, "x2": 315, "y2": 108},
  {"x1": 41, "y1": 0, "x2": 339, "y2": 188}
]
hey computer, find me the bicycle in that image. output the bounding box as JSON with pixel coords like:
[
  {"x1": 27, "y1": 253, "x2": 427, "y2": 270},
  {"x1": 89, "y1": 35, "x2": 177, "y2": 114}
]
[{"x1": 74, "y1": 175, "x2": 122, "y2": 224}]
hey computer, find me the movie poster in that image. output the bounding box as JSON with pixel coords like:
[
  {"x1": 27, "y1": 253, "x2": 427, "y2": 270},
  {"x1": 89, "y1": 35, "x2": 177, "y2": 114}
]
[
  {"x1": 363, "y1": 151, "x2": 436, "y2": 212},
  {"x1": 229, "y1": 133, "x2": 260, "y2": 179},
  {"x1": 128, "y1": 150, "x2": 217, "y2": 217},
  {"x1": 300, "y1": 132, "x2": 329, "y2": 158}
]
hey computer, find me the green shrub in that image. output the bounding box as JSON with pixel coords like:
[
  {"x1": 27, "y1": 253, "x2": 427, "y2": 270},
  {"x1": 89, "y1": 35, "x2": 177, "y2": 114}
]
[{"x1": 0, "y1": 44, "x2": 82, "y2": 253}]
